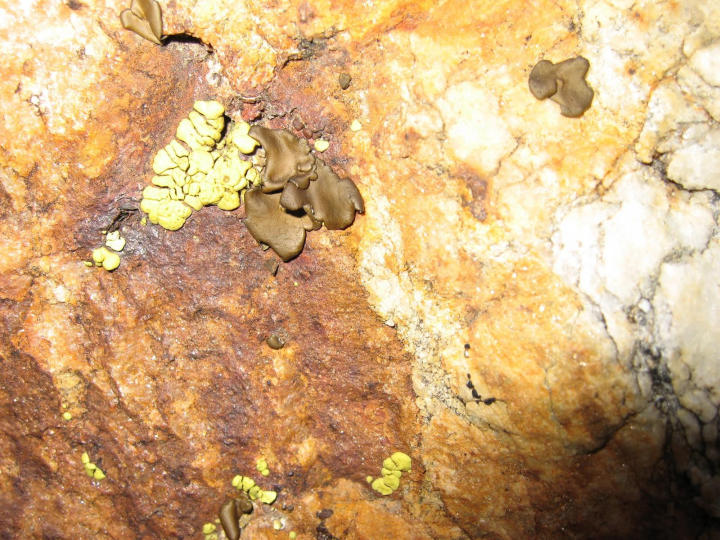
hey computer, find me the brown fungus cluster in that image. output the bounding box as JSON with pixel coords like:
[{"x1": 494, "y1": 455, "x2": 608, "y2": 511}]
[
  {"x1": 528, "y1": 56, "x2": 594, "y2": 118},
  {"x1": 244, "y1": 127, "x2": 364, "y2": 261}
]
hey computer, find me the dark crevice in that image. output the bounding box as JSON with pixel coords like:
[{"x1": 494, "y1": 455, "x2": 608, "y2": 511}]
[{"x1": 162, "y1": 33, "x2": 214, "y2": 53}]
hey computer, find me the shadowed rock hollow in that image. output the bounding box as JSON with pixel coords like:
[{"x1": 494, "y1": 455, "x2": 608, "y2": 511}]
[{"x1": 2, "y1": 0, "x2": 720, "y2": 538}]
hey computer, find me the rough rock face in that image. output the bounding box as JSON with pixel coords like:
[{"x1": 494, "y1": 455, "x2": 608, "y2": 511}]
[{"x1": 1, "y1": 0, "x2": 720, "y2": 538}]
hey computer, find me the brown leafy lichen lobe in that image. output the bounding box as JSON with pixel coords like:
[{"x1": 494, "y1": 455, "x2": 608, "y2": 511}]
[
  {"x1": 280, "y1": 160, "x2": 365, "y2": 230},
  {"x1": 528, "y1": 56, "x2": 594, "y2": 117},
  {"x1": 243, "y1": 125, "x2": 364, "y2": 260},
  {"x1": 248, "y1": 126, "x2": 317, "y2": 192}
]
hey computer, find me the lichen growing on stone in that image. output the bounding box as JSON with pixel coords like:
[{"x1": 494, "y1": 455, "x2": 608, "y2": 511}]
[
  {"x1": 91, "y1": 246, "x2": 121, "y2": 271},
  {"x1": 369, "y1": 451, "x2": 411, "y2": 496},
  {"x1": 140, "y1": 100, "x2": 364, "y2": 261},
  {"x1": 81, "y1": 451, "x2": 106, "y2": 481},
  {"x1": 244, "y1": 126, "x2": 364, "y2": 261},
  {"x1": 119, "y1": 0, "x2": 163, "y2": 45},
  {"x1": 528, "y1": 56, "x2": 594, "y2": 117},
  {"x1": 140, "y1": 100, "x2": 261, "y2": 230}
]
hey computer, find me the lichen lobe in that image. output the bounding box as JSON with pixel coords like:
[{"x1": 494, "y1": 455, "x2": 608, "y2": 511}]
[{"x1": 529, "y1": 56, "x2": 594, "y2": 117}]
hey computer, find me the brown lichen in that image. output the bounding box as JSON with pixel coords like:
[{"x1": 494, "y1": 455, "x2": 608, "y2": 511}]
[
  {"x1": 242, "y1": 125, "x2": 365, "y2": 261},
  {"x1": 528, "y1": 56, "x2": 594, "y2": 118},
  {"x1": 119, "y1": 0, "x2": 163, "y2": 45},
  {"x1": 243, "y1": 189, "x2": 316, "y2": 261},
  {"x1": 219, "y1": 494, "x2": 253, "y2": 540},
  {"x1": 280, "y1": 160, "x2": 365, "y2": 230},
  {"x1": 247, "y1": 126, "x2": 317, "y2": 192}
]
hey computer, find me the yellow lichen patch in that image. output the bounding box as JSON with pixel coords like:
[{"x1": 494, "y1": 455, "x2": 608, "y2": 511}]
[
  {"x1": 91, "y1": 247, "x2": 120, "y2": 271},
  {"x1": 256, "y1": 457, "x2": 269, "y2": 476},
  {"x1": 369, "y1": 451, "x2": 411, "y2": 496},
  {"x1": 231, "y1": 474, "x2": 277, "y2": 505},
  {"x1": 80, "y1": 452, "x2": 106, "y2": 481},
  {"x1": 104, "y1": 230, "x2": 126, "y2": 251},
  {"x1": 313, "y1": 139, "x2": 330, "y2": 152},
  {"x1": 140, "y1": 100, "x2": 260, "y2": 231}
]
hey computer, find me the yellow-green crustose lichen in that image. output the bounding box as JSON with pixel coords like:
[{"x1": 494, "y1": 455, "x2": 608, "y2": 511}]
[
  {"x1": 88, "y1": 230, "x2": 126, "y2": 271},
  {"x1": 368, "y1": 451, "x2": 411, "y2": 496},
  {"x1": 140, "y1": 100, "x2": 261, "y2": 231},
  {"x1": 231, "y1": 473, "x2": 277, "y2": 504},
  {"x1": 81, "y1": 451, "x2": 106, "y2": 481},
  {"x1": 256, "y1": 457, "x2": 270, "y2": 476}
]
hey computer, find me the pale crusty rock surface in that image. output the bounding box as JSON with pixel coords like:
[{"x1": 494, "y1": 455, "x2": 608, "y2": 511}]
[{"x1": 1, "y1": 0, "x2": 720, "y2": 538}]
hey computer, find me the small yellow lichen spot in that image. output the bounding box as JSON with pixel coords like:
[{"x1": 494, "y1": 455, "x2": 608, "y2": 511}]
[
  {"x1": 84, "y1": 462, "x2": 96, "y2": 473},
  {"x1": 289, "y1": 532, "x2": 297, "y2": 540},
  {"x1": 241, "y1": 476, "x2": 255, "y2": 491},
  {"x1": 93, "y1": 468, "x2": 106, "y2": 480},
  {"x1": 381, "y1": 468, "x2": 401, "y2": 478},
  {"x1": 202, "y1": 523, "x2": 216, "y2": 535},
  {"x1": 83, "y1": 260, "x2": 93, "y2": 267},
  {"x1": 232, "y1": 474, "x2": 242, "y2": 488},
  {"x1": 313, "y1": 139, "x2": 330, "y2": 152},
  {"x1": 248, "y1": 485, "x2": 262, "y2": 500},
  {"x1": 62, "y1": 411, "x2": 72, "y2": 421},
  {"x1": 256, "y1": 458, "x2": 268, "y2": 472},
  {"x1": 105, "y1": 231, "x2": 126, "y2": 252},
  {"x1": 91, "y1": 247, "x2": 120, "y2": 271},
  {"x1": 382, "y1": 457, "x2": 398, "y2": 471},
  {"x1": 81, "y1": 452, "x2": 90, "y2": 464},
  {"x1": 260, "y1": 490, "x2": 277, "y2": 504},
  {"x1": 101, "y1": 250, "x2": 120, "y2": 271},
  {"x1": 141, "y1": 216, "x2": 147, "y2": 226},
  {"x1": 206, "y1": 534, "x2": 218, "y2": 540},
  {"x1": 273, "y1": 519, "x2": 283, "y2": 530},
  {"x1": 261, "y1": 468, "x2": 270, "y2": 477},
  {"x1": 366, "y1": 475, "x2": 373, "y2": 483},
  {"x1": 350, "y1": 119, "x2": 362, "y2": 131}
]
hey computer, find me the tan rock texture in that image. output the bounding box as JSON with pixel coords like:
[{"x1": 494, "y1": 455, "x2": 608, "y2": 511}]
[{"x1": 2, "y1": 0, "x2": 720, "y2": 538}]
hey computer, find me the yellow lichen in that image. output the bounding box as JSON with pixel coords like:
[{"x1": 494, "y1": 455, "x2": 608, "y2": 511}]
[
  {"x1": 313, "y1": 139, "x2": 330, "y2": 152},
  {"x1": 91, "y1": 247, "x2": 120, "y2": 271},
  {"x1": 80, "y1": 452, "x2": 106, "y2": 481},
  {"x1": 370, "y1": 451, "x2": 412, "y2": 496},
  {"x1": 105, "y1": 231, "x2": 126, "y2": 251},
  {"x1": 140, "y1": 100, "x2": 260, "y2": 231}
]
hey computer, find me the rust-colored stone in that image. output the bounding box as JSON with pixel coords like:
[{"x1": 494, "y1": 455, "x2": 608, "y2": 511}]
[{"x1": 0, "y1": 0, "x2": 716, "y2": 538}]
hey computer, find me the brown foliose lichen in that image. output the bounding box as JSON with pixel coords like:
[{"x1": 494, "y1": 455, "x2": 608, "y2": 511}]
[
  {"x1": 243, "y1": 190, "x2": 316, "y2": 262},
  {"x1": 528, "y1": 56, "x2": 594, "y2": 118},
  {"x1": 119, "y1": 0, "x2": 163, "y2": 45},
  {"x1": 247, "y1": 126, "x2": 317, "y2": 192},
  {"x1": 243, "y1": 125, "x2": 364, "y2": 261},
  {"x1": 219, "y1": 493, "x2": 253, "y2": 540},
  {"x1": 280, "y1": 160, "x2": 365, "y2": 230}
]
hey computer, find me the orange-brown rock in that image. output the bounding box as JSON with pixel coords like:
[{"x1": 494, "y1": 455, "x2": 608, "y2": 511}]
[{"x1": 1, "y1": 0, "x2": 719, "y2": 538}]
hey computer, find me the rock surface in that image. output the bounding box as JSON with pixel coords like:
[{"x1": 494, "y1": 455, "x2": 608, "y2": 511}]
[{"x1": 1, "y1": 0, "x2": 720, "y2": 538}]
